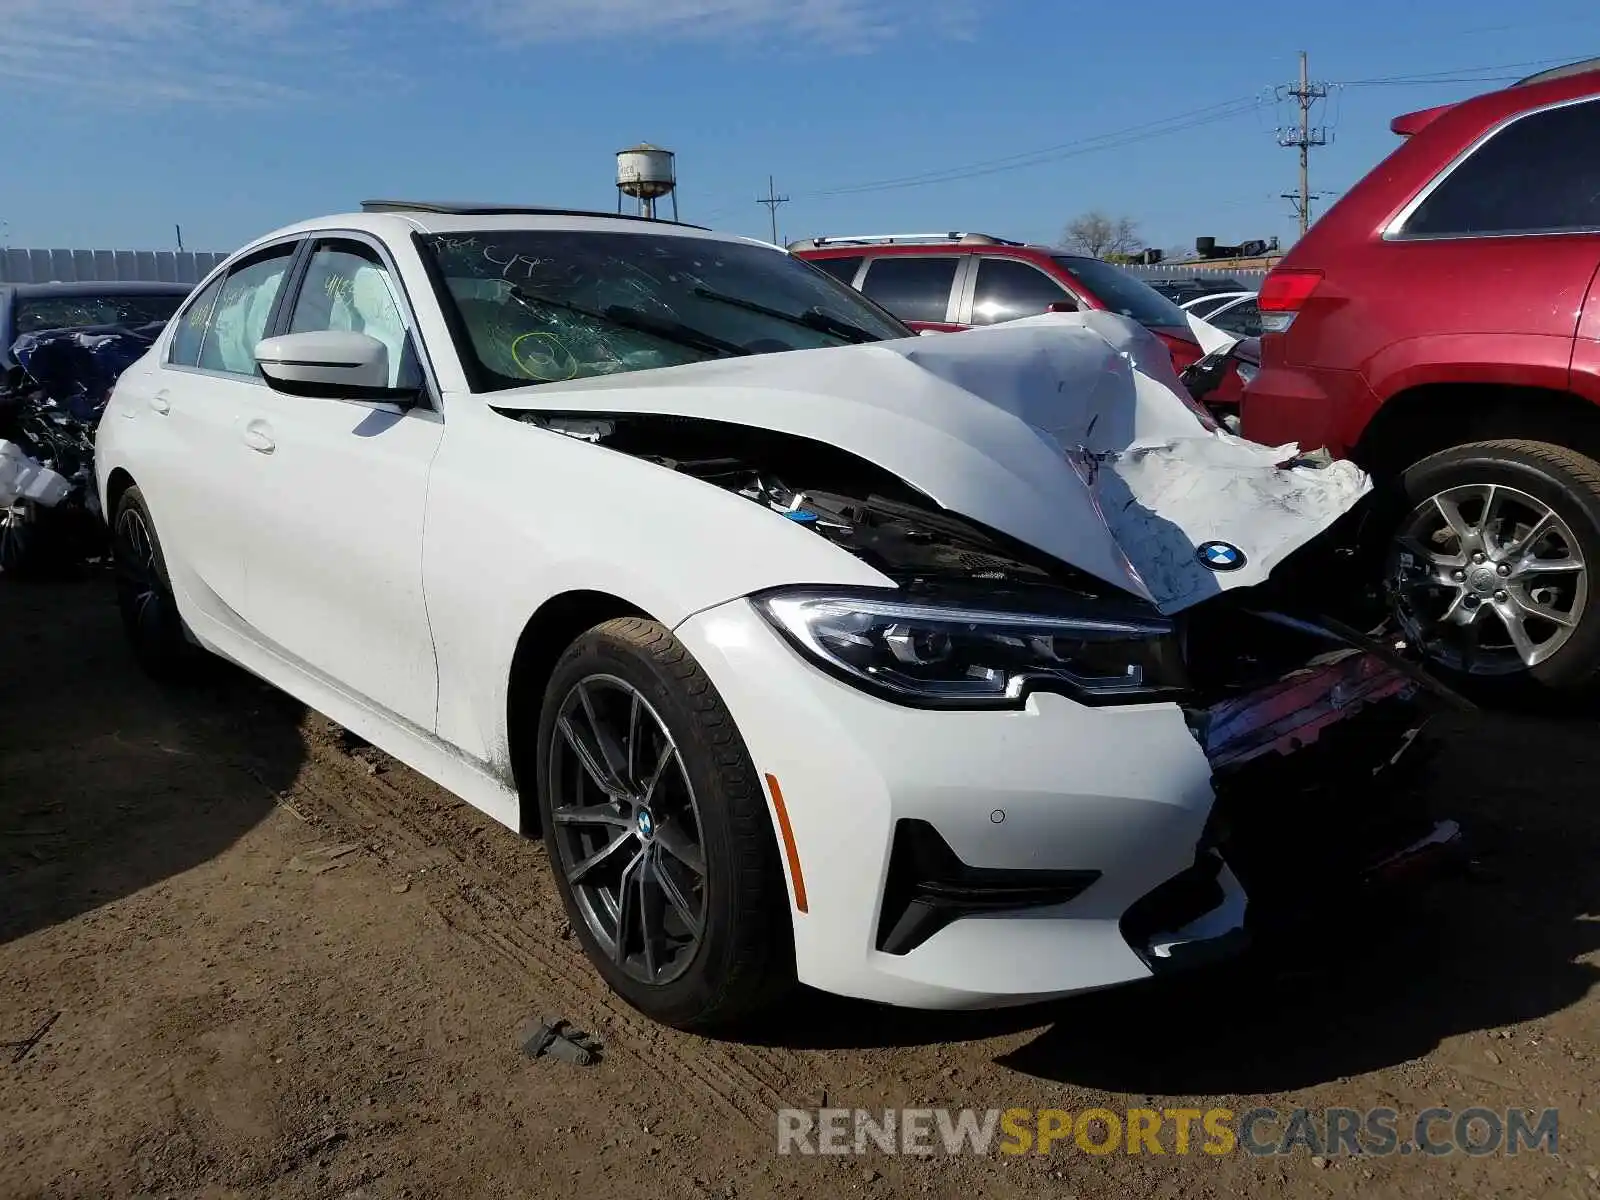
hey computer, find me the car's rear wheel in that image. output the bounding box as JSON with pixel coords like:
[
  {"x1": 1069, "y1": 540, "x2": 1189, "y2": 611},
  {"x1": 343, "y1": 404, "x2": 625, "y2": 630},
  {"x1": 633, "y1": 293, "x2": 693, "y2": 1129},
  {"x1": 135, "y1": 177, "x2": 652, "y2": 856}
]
[
  {"x1": 1384, "y1": 439, "x2": 1600, "y2": 695},
  {"x1": 535, "y1": 617, "x2": 794, "y2": 1031},
  {"x1": 111, "y1": 486, "x2": 197, "y2": 680}
]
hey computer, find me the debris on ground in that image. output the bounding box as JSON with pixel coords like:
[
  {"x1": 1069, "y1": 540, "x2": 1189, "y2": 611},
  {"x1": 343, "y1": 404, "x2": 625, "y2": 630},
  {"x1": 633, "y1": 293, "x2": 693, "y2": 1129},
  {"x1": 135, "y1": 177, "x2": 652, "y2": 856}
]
[
  {"x1": 3, "y1": 1010, "x2": 60, "y2": 1064},
  {"x1": 518, "y1": 1016, "x2": 601, "y2": 1066},
  {"x1": 287, "y1": 843, "x2": 365, "y2": 875}
]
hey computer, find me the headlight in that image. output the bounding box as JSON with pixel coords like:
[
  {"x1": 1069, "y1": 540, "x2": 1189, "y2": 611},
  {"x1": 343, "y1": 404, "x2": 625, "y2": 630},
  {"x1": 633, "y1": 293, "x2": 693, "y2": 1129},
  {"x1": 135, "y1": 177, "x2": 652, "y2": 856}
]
[
  {"x1": 1235, "y1": 360, "x2": 1259, "y2": 386},
  {"x1": 752, "y1": 586, "x2": 1187, "y2": 709}
]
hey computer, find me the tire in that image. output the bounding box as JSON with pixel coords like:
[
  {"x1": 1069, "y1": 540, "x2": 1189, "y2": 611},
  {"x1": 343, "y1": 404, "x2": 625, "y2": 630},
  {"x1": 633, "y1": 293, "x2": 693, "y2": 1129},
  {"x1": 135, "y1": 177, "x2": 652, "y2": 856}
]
[
  {"x1": 111, "y1": 485, "x2": 198, "y2": 681},
  {"x1": 0, "y1": 500, "x2": 42, "y2": 579},
  {"x1": 0, "y1": 500, "x2": 71, "y2": 580},
  {"x1": 535, "y1": 617, "x2": 794, "y2": 1031},
  {"x1": 1382, "y1": 439, "x2": 1600, "y2": 697}
]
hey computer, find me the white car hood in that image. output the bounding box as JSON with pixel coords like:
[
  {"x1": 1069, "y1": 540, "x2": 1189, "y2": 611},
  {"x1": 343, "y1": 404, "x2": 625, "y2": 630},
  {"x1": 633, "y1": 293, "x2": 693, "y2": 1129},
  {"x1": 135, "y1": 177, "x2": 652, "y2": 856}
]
[{"x1": 488, "y1": 311, "x2": 1368, "y2": 614}]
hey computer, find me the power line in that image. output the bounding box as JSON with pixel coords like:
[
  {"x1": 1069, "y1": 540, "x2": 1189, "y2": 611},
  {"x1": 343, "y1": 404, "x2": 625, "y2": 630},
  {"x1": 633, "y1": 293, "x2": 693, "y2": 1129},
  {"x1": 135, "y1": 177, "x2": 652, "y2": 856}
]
[
  {"x1": 756, "y1": 175, "x2": 790, "y2": 244},
  {"x1": 1277, "y1": 50, "x2": 1330, "y2": 237},
  {"x1": 802, "y1": 96, "x2": 1265, "y2": 198},
  {"x1": 697, "y1": 53, "x2": 1576, "y2": 227},
  {"x1": 1336, "y1": 56, "x2": 1569, "y2": 86}
]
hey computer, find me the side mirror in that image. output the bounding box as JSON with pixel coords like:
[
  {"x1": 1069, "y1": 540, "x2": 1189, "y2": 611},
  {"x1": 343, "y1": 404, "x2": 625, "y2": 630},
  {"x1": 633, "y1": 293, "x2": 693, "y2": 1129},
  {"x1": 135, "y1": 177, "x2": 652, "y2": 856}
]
[
  {"x1": 254, "y1": 331, "x2": 420, "y2": 406},
  {"x1": 1046, "y1": 301, "x2": 1078, "y2": 314}
]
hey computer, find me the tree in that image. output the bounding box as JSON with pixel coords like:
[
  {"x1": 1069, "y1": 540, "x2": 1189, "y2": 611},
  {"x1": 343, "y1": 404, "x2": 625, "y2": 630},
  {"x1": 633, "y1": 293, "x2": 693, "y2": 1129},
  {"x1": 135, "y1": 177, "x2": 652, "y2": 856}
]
[{"x1": 1062, "y1": 211, "x2": 1143, "y2": 259}]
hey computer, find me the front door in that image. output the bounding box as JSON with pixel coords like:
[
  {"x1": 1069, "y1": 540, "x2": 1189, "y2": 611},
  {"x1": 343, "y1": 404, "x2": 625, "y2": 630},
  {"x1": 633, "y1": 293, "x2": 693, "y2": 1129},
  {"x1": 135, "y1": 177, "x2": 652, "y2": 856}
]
[{"x1": 232, "y1": 236, "x2": 444, "y2": 731}]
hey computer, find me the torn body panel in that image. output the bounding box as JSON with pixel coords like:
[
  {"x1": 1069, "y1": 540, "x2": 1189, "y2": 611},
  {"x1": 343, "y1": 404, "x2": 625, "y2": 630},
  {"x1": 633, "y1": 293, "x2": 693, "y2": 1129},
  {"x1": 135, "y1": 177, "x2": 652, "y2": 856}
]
[{"x1": 487, "y1": 312, "x2": 1369, "y2": 614}]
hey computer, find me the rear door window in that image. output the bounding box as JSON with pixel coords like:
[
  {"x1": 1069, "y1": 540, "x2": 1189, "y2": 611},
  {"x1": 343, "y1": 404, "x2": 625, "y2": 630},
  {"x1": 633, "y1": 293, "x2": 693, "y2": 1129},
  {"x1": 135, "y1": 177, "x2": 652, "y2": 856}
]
[
  {"x1": 1401, "y1": 97, "x2": 1600, "y2": 237},
  {"x1": 970, "y1": 258, "x2": 1074, "y2": 325},
  {"x1": 167, "y1": 275, "x2": 225, "y2": 367},
  {"x1": 858, "y1": 256, "x2": 960, "y2": 324}
]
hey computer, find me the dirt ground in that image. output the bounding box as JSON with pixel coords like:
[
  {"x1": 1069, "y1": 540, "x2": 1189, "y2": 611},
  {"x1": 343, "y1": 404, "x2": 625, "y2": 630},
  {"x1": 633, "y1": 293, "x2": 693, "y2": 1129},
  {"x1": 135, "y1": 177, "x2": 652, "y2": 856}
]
[{"x1": 1, "y1": 576, "x2": 1596, "y2": 1200}]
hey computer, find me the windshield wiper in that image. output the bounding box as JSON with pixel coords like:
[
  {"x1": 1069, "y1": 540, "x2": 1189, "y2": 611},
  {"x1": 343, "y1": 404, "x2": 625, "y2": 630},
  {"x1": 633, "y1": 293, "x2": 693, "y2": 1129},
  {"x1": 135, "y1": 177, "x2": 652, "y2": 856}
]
[
  {"x1": 690, "y1": 286, "x2": 880, "y2": 344},
  {"x1": 508, "y1": 287, "x2": 750, "y2": 359}
]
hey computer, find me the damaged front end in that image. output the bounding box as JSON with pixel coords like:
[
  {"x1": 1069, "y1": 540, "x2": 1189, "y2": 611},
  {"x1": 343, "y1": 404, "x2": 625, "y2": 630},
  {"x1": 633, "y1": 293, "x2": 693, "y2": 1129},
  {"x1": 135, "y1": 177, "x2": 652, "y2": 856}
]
[
  {"x1": 496, "y1": 317, "x2": 1461, "y2": 977},
  {"x1": 515, "y1": 409, "x2": 1464, "y2": 958},
  {"x1": 1, "y1": 321, "x2": 161, "y2": 576},
  {"x1": 1123, "y1": 600, "x2": 1468, "y2": 974}
]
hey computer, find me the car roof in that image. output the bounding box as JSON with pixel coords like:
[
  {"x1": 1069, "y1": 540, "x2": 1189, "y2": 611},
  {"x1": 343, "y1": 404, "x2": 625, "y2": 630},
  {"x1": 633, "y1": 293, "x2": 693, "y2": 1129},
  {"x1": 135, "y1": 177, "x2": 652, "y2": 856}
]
[
  {"x1": 232, "y1": 205, "x2": 779, "y2": 261},
  {"x1": 1, "y1": 281, "x2": 194, "y2": 297},
  {"x1": 794, "y1": 240, "x2": 1059, "y2": 256}
]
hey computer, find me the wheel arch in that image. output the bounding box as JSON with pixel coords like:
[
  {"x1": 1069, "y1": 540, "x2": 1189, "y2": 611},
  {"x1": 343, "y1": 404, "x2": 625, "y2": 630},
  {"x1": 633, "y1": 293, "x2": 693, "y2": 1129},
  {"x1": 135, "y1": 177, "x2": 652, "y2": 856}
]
[
  {"x1": 105, "y1": 467, "x2": 137, "y2": 520},
  {"x1": 505, "y1": 589, "x2": 649, "y2": 834},
  {"x1": 1354, "y1": 382, "x2": 1600, "y2": 475}
]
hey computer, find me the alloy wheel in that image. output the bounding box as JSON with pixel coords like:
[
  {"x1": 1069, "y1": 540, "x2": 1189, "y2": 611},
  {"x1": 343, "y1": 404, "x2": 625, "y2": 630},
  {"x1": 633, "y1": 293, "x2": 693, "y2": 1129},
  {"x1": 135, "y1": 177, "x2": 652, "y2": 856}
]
[
  {"x1": 546, "y1": 674, "x2": 709, "y2": 986},
  {"x1": 114, "y1": 505, "x2": 162, "y2": 627},
  {"x1": 1387, "y1": 482, "x2": 1588, "y2": 675}
]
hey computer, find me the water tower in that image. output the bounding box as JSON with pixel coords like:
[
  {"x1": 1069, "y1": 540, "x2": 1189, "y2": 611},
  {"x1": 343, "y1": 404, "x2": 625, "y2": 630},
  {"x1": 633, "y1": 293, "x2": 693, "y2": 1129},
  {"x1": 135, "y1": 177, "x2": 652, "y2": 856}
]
[{"x1": 616, "y1": 144, "x2": 678, "y2": 221}]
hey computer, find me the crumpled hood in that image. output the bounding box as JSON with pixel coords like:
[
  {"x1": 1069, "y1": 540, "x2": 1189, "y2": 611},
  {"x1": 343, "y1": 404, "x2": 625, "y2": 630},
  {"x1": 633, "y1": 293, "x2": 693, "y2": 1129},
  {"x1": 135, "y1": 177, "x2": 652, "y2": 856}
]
[{"x1": 487, "y1": 311, "x2": 1368, "y2": 613}]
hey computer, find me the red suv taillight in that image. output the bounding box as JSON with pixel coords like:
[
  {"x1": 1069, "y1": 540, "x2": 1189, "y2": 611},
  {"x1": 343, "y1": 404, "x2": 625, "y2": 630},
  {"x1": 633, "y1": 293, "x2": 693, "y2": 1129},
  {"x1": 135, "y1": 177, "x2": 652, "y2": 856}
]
[{"x1": 1257, "y1": 269, "x2": 1323, "y2": 334}]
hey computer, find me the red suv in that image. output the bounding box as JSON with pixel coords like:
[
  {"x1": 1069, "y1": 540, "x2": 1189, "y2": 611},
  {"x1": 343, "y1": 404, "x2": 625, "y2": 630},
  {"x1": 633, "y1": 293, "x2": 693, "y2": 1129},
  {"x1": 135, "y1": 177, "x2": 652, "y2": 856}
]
[
  {"x1": 789, "y1": 233, "x2": 1245, "y2": 407},
  {"x1": 1242, "y1": 58, "x2": 1600, "y2": 696}
]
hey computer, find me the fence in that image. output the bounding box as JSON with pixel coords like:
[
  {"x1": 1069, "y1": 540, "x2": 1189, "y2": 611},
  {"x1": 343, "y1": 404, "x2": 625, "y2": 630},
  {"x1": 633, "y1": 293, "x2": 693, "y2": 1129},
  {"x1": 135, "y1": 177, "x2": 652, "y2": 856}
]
[
  {"x1": 1, "y1": 247, "x2": 228, "y2": 286},
  {"x1": 1123, "y1": 263, "x2": 1270, "y2": 286}
]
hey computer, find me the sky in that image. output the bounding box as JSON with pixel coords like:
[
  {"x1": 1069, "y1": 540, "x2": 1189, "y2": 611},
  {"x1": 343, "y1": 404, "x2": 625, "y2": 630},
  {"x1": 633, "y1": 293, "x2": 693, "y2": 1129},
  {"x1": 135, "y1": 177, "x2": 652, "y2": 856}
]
[{"x1": 0, "y1": 0, "x2": 1593, "y2": 256}]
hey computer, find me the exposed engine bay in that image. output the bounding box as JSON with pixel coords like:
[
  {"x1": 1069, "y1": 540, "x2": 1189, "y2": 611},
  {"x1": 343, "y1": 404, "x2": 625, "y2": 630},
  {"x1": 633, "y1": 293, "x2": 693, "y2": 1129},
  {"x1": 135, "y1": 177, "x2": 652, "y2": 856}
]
[{"x1": 515, "y1": 410, "x2": 1079, "y2": 588}]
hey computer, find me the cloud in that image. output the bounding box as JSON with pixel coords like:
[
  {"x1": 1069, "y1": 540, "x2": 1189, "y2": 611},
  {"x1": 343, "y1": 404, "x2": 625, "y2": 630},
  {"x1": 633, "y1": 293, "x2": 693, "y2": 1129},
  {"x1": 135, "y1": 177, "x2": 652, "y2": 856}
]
[
  {"x1": 473, "y1": 0, "x2": 971, "y2": 47},
  {"x1": 0, "y1": 0, "x2": 973, "y2": 106}
]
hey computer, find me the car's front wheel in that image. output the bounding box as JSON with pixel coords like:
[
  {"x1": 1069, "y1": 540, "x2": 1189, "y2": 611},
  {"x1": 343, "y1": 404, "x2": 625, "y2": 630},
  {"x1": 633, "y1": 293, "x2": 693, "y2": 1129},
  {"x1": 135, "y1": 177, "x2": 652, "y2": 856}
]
[
  {"x1": 535, "y1": 617, "x2": 794, "y2": 1031},
  {"x1": 1384, "y1": 439, "x2": 1600, "y2": 696}
]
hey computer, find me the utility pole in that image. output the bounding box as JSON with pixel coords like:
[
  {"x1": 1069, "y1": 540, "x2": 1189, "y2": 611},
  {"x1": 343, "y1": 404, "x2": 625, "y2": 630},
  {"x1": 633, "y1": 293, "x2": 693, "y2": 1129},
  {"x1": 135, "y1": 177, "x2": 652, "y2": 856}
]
[
  {"x1": 1277, "y1": 51, "x2": 1329, "y2": 237},
  {"x1": 756, "y1": 175, "x2": 790, "y2": 245}
]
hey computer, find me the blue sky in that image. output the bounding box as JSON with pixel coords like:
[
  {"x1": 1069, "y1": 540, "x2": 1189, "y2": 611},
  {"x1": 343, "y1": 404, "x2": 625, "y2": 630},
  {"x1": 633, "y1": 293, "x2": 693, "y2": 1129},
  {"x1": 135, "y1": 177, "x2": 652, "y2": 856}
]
[{"x1": 0, "y1": 0, "x2": 1592, "y2": 255}]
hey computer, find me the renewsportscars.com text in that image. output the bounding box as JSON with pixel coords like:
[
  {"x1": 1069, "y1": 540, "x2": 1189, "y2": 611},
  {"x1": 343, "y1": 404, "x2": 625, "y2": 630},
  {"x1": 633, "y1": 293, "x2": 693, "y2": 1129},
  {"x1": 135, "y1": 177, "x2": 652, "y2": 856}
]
[{"x1": 775, "y1": 1106, "x2": 1560, "y2": 1158}]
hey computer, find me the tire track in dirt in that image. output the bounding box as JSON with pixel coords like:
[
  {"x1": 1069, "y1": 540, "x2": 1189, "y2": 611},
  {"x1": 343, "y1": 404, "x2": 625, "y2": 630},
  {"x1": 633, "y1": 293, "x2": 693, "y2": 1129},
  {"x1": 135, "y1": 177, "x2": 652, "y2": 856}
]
[{"x1": 259, "y1": 712, "x2": 809, "y2": 1131}]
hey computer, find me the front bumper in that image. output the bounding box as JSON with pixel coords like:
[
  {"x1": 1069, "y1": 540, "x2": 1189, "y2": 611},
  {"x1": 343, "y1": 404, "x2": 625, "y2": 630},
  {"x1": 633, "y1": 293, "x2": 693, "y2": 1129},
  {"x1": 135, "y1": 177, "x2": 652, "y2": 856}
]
[{"x1": 674, "y1": 599, "x2": 1452, "y2": 1010}]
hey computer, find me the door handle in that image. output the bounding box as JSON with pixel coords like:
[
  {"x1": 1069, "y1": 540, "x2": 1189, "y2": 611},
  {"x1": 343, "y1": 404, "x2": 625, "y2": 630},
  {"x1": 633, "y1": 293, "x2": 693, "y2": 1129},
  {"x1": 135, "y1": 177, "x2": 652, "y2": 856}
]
[
  {"x1": 243, "y1": 421, "x2": 275, "y2": 454},
  {"x1": 149, "y1": 392, "x2": 171, "y2": 415}
]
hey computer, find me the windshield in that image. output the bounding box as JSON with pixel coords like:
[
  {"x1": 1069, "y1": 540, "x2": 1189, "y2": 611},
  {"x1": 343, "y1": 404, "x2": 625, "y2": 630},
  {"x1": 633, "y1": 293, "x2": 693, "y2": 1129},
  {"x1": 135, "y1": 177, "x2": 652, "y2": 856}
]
[
  {"x1": 420, "y1": 229, "x2": 912, "y2": 391},
  {"x1": 15, "y1": 292, "x2": 187, "y2": 337},
  {"x1": 1051, "y1": 257, "x2": 1192, "y2": 330}
]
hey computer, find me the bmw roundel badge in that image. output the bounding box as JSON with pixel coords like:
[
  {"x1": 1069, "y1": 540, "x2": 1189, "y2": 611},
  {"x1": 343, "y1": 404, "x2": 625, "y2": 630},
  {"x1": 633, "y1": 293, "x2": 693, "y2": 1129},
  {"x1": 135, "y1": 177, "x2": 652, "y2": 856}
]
[{"x1": 1196, "y1": 540, "x2": 1247, "y2": 572}]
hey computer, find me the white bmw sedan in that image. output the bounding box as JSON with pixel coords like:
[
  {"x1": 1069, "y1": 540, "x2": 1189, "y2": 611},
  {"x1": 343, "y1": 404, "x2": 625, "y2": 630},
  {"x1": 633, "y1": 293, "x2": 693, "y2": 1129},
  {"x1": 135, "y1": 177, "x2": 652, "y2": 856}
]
[{"x1": 95, "y1": 202, "x2": 1454, "y2": 1031}]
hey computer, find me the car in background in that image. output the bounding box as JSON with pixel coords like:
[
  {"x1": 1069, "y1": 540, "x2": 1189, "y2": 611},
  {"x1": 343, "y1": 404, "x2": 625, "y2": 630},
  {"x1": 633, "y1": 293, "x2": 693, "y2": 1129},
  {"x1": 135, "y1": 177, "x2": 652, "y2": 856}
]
[
  {"x1": 1242, "y1": 56, "x2": 1600, "y2": 697},
  {"x1": 1148, "y1": 275, "x2": 1249, "y2": 305},
  {"x1": 1182, "y1": 290, "x2": 1263, "y2": 339},
  {"x1": 787, "y1": 233, "x2": 1248, "y2": 409},
  {"x1": 1, "y1": 282, "x2": 193, "y2": 369}
]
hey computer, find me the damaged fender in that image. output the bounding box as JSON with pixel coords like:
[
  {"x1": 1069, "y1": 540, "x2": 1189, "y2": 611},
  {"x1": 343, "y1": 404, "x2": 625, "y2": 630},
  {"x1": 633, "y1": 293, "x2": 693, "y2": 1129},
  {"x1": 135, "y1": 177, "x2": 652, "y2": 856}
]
[{"x1": 487, "y1": 312, "x2": 1368, "y2": 613}]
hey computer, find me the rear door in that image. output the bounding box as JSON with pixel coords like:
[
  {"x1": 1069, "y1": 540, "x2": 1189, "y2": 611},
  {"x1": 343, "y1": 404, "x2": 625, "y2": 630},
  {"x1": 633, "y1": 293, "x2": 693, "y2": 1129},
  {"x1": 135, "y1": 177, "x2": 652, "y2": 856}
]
[
  {"x1": 136, "y1": 241, "x2": 300, "y2": 622},
  {"x1": 230, "y1": 233, "x2": 444, "y2": 729},
  {"x1": 856, "y1": 254, "x2": 967, "y2": 331}
]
